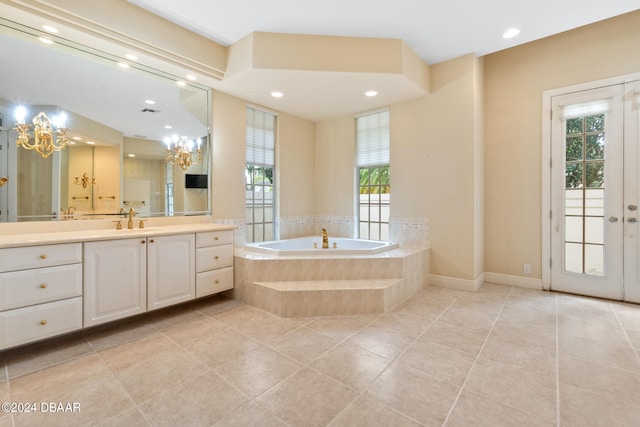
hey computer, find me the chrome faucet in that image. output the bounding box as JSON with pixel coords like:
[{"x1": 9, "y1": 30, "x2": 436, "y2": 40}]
[
  {"x1": 322, "y1": 228, "x2": 329, "y2": 249},
  {"x1": 128, "y1": 208, "x2": 135, "y2": 229}
]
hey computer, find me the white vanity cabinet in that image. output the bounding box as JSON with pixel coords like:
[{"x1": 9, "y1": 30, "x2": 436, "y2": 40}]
[
  {"x1": 147, "y1": 234, "x2": 195, "y2": 311},
  {"x1": 195, "y1": 230, "x2": 234, "y2": 297},
  {"x1": 84, "y1": 238, "x2": 147, "y2": 327},
  {"x1": 84, "y1": 233, "x2": 196, "y2": 326},
  {"x1": 0, "y1": 243, "x2": 83, "y2": 349}
]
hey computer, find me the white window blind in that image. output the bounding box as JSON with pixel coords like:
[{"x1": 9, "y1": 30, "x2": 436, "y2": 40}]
[
  {"x1": 561, "y1": 99, "x2": 610, "y2": 119},
  {"x1": 246, "y1": 107, "x2": 276, "y2": 166},
  {"x1": 356, "y1": 109, "x2": 389, "y2": 167}
]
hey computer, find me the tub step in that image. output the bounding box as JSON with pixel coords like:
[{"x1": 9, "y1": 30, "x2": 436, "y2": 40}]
[{"x1": 253, "y1": 279, "x2": 404, "y2": 317}]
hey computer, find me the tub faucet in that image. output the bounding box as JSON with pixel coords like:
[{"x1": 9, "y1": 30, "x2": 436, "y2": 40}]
[{"x1": 322, "y1": 228, "x2": 329, "y2": 249}]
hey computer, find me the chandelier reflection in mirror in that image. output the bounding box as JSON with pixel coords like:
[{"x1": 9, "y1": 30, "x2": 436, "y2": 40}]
[
  {"x1": 74, "y1": 172, "x2": 96, "y2": 188},
  {"x1": 13, "y1": 106, "x2": 71, "y2": 158},
  {"x1": 164, "y1": 135, "x2": 202, "y2": 171}
]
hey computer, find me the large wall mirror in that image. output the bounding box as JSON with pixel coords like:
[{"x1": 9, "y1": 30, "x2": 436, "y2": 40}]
[{"x1": 0, "y1": 17, "x2": 211, "y2": 222}]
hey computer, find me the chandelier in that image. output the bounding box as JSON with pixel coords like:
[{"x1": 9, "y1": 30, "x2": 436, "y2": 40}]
[
  {"x1": 165, "y1": 135, "x2": 202, "y2": 171},
  {"x1": 74, "y1": 172, "x2": 96, "y2": 188},
  {"x1": 14, "y1": 107, "x2": 71, "y2": 158}
]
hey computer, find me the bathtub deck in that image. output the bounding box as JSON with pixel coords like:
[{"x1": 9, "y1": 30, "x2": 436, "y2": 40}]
[{"x1": 253, "y1": 279, "x2": 404, "y2": 317}]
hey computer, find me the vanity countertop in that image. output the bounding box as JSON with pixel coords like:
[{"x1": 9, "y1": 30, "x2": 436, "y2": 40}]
[{"x1": 0, "y1": 223, "x2": 236, "y2": 249}]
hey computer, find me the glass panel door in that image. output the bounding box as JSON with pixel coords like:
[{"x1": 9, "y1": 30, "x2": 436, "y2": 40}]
[{"x1": 551, "y1": 85, "x2": 624, "y2": 300}]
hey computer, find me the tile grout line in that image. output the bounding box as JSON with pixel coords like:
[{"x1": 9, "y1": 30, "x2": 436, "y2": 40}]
[
  {"x1": 610, "y1": 302, "x2": 640, "y2": 366},
  {"x1": 440, "y1": 287, "x2": 513, "y2": 426}
]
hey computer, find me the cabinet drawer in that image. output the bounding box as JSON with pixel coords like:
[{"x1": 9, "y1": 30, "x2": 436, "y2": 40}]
[
  {"x1": 0, "y1": 297, "x2": 82, "y2": 350},
  {"x1": 0, "y1": 264, "x2": 82, "y2": 311},
  {"x1": 196, "y1": 266, "x2": 233, "y2": 297},
  {"x1": 196, "y1": 244, "x2": 233, "y2": 272},
  {"x1": 0, "y1": 243, "x2": 82, "y2": 272},
  {"x1": 196, "y1": 230, "x2": 233, "y2": 248}
]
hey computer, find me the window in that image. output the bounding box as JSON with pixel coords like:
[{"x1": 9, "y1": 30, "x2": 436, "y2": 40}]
[
  {"x1": 356, "y1": 109, "x2": 390, "y2": 241},
  {"x1": 246, "y1": 106, "x2": 276, "y2": 242}
]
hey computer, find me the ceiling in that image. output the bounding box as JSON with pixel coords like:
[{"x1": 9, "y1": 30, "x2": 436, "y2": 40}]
[{"x1": 127, "y1": 0, "x2": 639, "y2": 120}]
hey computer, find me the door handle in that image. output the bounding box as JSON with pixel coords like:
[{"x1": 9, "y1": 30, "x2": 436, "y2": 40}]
[
  {"x1": 627, "y1": 217, "x2": 638, "y2": 223},
  {"x1": 608, "y1": 216, "x2": 619, "y2": 223}
]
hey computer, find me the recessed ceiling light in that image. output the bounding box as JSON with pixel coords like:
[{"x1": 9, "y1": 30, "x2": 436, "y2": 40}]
[
  {"x1": 86, "y1": 141, "x2": 95, "y2": 145},
  {"x1": 176, "y1": 80, "x2": 187, "y2": 87},
  {"x1": 118, "y1": 62, "x2": 130, "y2": 69},
  {"x1": 164, "y1": 125, "x2": 173, "y2": 129},
  {"x1": 128, "y1": 153, "x2": 136, "y2": 158},
  {"x1": 38, "y1": 37, "x2": 54, "y2": 45},
  {"x1": 186, "y1": 74, "x2": 196, "y2": 81},
  {"x1": 145, "y1": 99, "x2": 156, "y2": 105},
  {"x1": 364, "y1": 90, "x2": 378, "y2": 97},
  {"x1": 270, "y1": 91, "x2": 284, "y2": 98},
  {"x1": 503, "y1": 28, "x2": 520, "y2": 39},
  {"x1": 72, "y1": 136, "x2": 82, "y2": 141},
  {"x1": 125, "y1": 53, "x2": 138, "y2": 61},
  {"x1": 41, "y1": 25, "x2": 58, "y2": 33}
]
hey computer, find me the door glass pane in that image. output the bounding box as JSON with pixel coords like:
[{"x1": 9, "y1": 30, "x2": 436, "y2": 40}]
[
  {"x1": 563, "y1": 111, "x2": 607, "y2": 277},
  {"x1": 585, "y1": 217, "x2": 604, "y2": 244},
  {"x1": 565, "y1": 217, "x2": 583, "y2": 242},
  {"x1": 565, "y1": 243, "x2": 583, "y2": 274},
  {"x1": 585, "y1": 244, "x2": 604, "y2": 276}
]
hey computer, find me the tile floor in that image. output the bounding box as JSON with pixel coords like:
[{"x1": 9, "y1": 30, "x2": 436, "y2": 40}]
[{"x1": 0, "y1": 283, "x2": 639, "y2": 426}]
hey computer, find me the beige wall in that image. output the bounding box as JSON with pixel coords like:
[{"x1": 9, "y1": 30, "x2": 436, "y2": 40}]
[
  {"x1": 391, "y1": 54, "x2": 483, "y2": 281},
  {"x1": 278, "y1": 113, "x2": 315, "y2": 217},
  {"x1": 484, "y1": 10, "x2": 640, "y2": 279}
]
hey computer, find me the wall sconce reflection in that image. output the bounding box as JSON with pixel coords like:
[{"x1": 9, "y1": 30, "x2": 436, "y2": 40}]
[
  {"x1": 164, "y1": 135, "x2": 202, "y2": 171},
  {"x1": 74, "y1": 172, "x2": 96, "y2": 188},
  {"x1": 14, "y1": 106, "x2": 70, "y2": 158}
]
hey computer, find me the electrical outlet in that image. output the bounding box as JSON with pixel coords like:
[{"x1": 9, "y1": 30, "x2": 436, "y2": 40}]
[{"x1": 524, "y1": 263, "x2": 531, "y2": 275}]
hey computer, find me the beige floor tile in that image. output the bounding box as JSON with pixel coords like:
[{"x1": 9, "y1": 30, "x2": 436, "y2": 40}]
[
  {"x1": 139, "y1": 372, "x2": 250, "y2": 427},
  {"x1": 214, "y1": 401, "x2": 287, "y2": 427},
  {"x1": 268, "y1": 327, "x2": 338, "y2": 364},
  {"x1": 474, "y1": 282, "x2": 513, "y2": 303},
  {"x1": 391, "y1": 298, "x2": 450, "y2": 319},
  {"x1": 450, "y1": 294, "x2": 505, "y2": 317},
  {"x1": 306, "y1": 315, "x2": 376, "y2": 341},
  {"x1": 214, "y1": 345, "x2": 301, "y2": 397},
  {"x1": 161, "y1": 315, "x2": 228, "y2": 346},
  {"x1": 558, "y1": 330, "x2": 640, "y2": 372},
  {"x1": 97, "y1": 333, "x2": 176, "y2": 372},
  {"x1": 144, "y1": 303, "x2": 207, "y2": 331},
  {"x1": 10, "y1": 353, "x2": 109, "y2": 402},
  {"x1": 438, "y1": 306, "x2": 498, "y2": 335},
  {"x1": 191, "y1": 294, "x2": 245, "y2": 316},
  {"x1": 559, "y1": 383, "x2": 640, "y2": 426},
  {"x1": 446, "y1": 389, "x2": 555, "y2": 427},
  {"x1": 255, "y1": 368, "x2": 358, "y2": 427},
  {"x1": 371, "y1": 311, "x2": 434, "y2": 338},
  {"x1": 398, "y1": 339, "x2": 476, "y2": 386},
  {"x1": 113, "y1": 348, "x2": 208, "y2": 403},
  {"x1": 4, "y1": 334, "x2": 93, "y2": 379},
  {"x1": 366, "y1": 364, "x2": 459, "y2": 425},
  {"x1": 0, "y1": 415, "x2": 12, "y2": 427},
  {"x1": 214, "y1": 305, "x2": 280, "y2": 329},
  {"x1": 479, "y1": 335, "x2": 555, "y2": 370},
  {"x1": 559, "y1": 354, "x2": 640, "y2": 405},
  {"x1": 13, "y1": 371, "x2": 134, "y2": 427},
  {"x1": 465, "y1": 357, "x2": 557, "y2": 422},
  {"x1": 84, "y1": 317, "x2": 157, "y2": 351},
  {"x1": 310, "y1": 342, "x2": 392, "y2": 391},
  {"x1": 419, "y1": 320, "x2": 488, "y2": 356},
  {"x1": 95, "y1": 408, "x2": 151, "y2": 427},
  {"x1": 183, "y1": 328, "x2": 262, "y2": 369},
  {"x1": 228, "y1": 316, "x2": 301, "y2": 343},
  {"x1": 346, "y1": 324, "x2": 414, "y2": 359},
  {"x1": 330, "y1": 393, "x2": 423, "y2": 427}
]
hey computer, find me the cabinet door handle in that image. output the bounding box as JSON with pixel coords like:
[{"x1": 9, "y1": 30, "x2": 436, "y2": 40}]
[
  {"x1": 215, "y1": 237, "x2": 219, "y2": 241},
  {"x1": 215, "y1": 280, "x2": 220, "y2": 284},
  {"x1": 149, "y1": 239, "x2": 154, "y2": 243},
  {"x1": 40, "y1": 320, "x2": 47, "y2": 326},
  {"x1": 40, "y1": 254, "x2": 47, "y2": 260},
  {"x1": 141, "y1": 240, "x2": 146, "y2": 244},
  {"x1": 214, "y1": 256, "x2": 219, "y2": 260},
  {"x1": 40, "y1": 283, "x2": 47, "y2": 289}
]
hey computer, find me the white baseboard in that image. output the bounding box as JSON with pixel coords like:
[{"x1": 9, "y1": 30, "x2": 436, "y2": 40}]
[
  {"x1": 429, "y1": 272, "x2": 542, "y2": 292},
  {"x1": 429, "y1": 273, "x2": 484, "y2": 292},
  {"x1": 483, "y1": 272, "x2": 543, "y2": 290}
]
